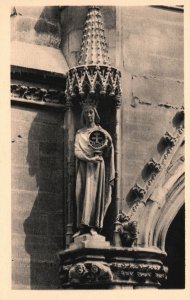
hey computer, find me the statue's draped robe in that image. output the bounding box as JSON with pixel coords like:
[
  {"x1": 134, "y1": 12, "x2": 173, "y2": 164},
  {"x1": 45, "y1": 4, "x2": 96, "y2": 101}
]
[{"x1": 74, "y1": 125, "x2": 115, "y2": 229}]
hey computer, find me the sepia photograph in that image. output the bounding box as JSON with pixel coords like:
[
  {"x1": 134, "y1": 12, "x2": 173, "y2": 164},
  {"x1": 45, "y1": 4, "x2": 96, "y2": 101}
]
[{"x1": 7, "y1": 2, "x2": 186, "y2": 293}]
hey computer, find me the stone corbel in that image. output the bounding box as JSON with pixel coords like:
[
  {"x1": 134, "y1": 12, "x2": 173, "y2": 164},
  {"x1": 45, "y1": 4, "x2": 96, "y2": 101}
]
[
  {"x1": 65, "y1": 65, "x2": 122, "y2": 100},
  {"x1": 59, "y1": 256, "x2": 168, "y2": 288}
]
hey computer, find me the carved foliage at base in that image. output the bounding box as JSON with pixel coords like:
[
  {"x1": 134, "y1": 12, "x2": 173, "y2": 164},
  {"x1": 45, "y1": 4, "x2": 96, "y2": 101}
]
[
  {"x1": 59, "y1": 261, "x2": 168, "y2": 288},
  {"x1": 115, "y1": 210, "x2": 138, "y2": 247},
  {"x1": 60, "y1": 262, "x2": 113, "y2": 285},
  {"x1": 11, "y1": 84, "x2": 65, "y2": 105},
  {"x1": 110, "y1": 262, "x2": 167, "y2": 285}
]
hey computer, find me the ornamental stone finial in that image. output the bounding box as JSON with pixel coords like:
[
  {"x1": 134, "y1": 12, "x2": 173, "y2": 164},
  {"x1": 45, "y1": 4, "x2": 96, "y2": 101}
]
[
  {"x1": 65, "y1": 6, "x2": 121, "y2": 101},
  {"x1": 78, "y1": 6, "x2": 110, "y2": 66}
]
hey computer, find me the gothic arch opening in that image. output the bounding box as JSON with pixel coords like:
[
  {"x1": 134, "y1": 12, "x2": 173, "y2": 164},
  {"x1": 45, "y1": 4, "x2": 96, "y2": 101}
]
[{"x1": 162, "y1": 204, "x2": 185, "y2": 289}]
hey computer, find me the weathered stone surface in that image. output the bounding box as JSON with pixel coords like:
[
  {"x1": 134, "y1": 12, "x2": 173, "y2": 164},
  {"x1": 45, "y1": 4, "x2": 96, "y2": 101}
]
[
  {"x1": 13, "y1": 212, "x2": 48, "y2": 235},
  {"x1": 12, "y1": 260, "x2": 31, "y2": 288},
  {"x1": 11, "y1": 105, "x2": 65, "y2": 289},
  {"x1": 122, "y1": 7, "x2": 183, "y2": 82},
  {"x1": 12, "y1": 119, "x2": 61, "y2": 142},
  {"x1": 68, "y1": 30, "x2": 83, "y2": 52},
  {"x1": 12, "y1": 190, "x2": 63, "y2": 214},
  {"x1": 12, "y1": 233, "x2": 48, "y2": 260},
  {"x1": 12, "y1": 141, "x2": 39, "y2": 167},
  {"x1": 132, "y1": 76, "x2": 184, "y2": 107},
  {"x1": 124, "y1": 54, "x2": 183, "y2": 80},
  {"x1": 13, "y1": 260, "x2": 60, "y2": 289},
  {"x1": 11, "y1": 106, "x2": 63, "y2": 124},
  {"x1": 12, "y1": 190, "x2": 38, "y2": 211},
  {"x1": 11, "y1": 6, "x2": 62, "y2": 49},
  {"x1": 28, "y1": 261, "x2": 60, "y2": 289},
  {"x1": 48, "y1": 212, "x2": 64, "y2": 236},
  {"x1": 108, "y1": 29, "x2": 116, "y2": 48},
  {"x1": 11, "y1": 166, "x2": 63, "y2": 193},
  {"x1": 11, "y1": 41, "x2": 68, "y2": 72},
  {"x1": 122, "y1": 6, "x2": 183, "y2": 25}
]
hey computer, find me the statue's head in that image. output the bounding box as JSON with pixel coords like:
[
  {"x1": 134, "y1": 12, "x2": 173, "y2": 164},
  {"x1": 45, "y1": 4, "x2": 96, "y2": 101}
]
[{"x1": 81, "y1": 105, "x2": 100, "y2": 126}]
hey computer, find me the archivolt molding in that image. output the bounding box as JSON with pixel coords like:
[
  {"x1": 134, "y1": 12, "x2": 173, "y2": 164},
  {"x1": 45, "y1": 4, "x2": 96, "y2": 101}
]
[
  {"x1": 118, "y1": 111, "x2": 184, "y2": 249},
  {"x1": 153, "y1": 172, "x2": 184, "y2": 251},
  {"x1": 138, "y1": 150, "x2": 184, "y2": 250}
]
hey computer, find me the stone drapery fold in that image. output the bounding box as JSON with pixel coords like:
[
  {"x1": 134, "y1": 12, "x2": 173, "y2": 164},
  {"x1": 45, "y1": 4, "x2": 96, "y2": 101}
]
[{"x1": 74, "y1": 125, "x2": 115, "y2": 229}]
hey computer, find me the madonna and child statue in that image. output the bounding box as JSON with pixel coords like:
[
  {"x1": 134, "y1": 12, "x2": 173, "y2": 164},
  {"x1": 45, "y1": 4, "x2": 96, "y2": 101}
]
[{"x1": 73, "y1": 105, "x2": 115, "y2": 238}]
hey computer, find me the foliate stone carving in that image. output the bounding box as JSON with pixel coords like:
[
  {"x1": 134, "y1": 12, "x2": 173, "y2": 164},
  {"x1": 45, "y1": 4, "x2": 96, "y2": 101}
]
[
  {"x1": 11, "y1": 84, "x2": 66, "y2": 105},
  {"x1": 147, "y1": 158, "x2": 161, "y2": 173},
  {"x1": 124, "y1": 126, "x2": 184, "y2": 233},
  {"x1": 59, "y1": 245, "x2": 168, "y2": 288},
  {"x1": 145, "y1": 174, "x2": 156, "y2": 189},
  {"x1": 132, "y1": 184, "x2": 146, "y2": 199},
  {"x1": 110, "y1": 262, "x2": 168, "y2": 284},
  {"x1": 69, "y1": 262, "x2": 113, "y2": 284},
  {"x1": 177, "y1": 127, "x2": 184, "y2": 135},
  {"x1": 110, "y1": 263, "x2": 136, "y2": 281},
  {"x1": 116, "y1": 210, "x2": 138, "y2": 247},
  {"x1": 143, "y1": 129, "x2": 184, "y2": 192},
  {"x1": 59, "y1": 261, "x2": 168, "y2": 287},
  {"x1": 161, "y1": 129, "x2": 184, "y2": 163},
  {"x1": 136, "y1": 271, "x2": 151, "y2": 281},
  {"x1": 163, "y1": 132, "x2": 177, "y2": 147},
  {"x1": 11, "y1": 84, "x2": 26, "y2": 97}
]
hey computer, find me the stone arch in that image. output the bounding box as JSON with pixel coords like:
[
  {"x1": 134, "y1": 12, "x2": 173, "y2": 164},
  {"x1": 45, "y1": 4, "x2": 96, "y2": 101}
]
[
  {"x1": 153, "y1": 170, "x2": 184, "y2": 251},
  {"x1": 137, "y1": 152, "x2": 184, "y2": 251}
]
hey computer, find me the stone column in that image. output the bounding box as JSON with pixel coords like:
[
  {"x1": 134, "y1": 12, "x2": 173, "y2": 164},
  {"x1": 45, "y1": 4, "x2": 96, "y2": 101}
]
[
  {"x1": 113, "y1": 96, "x2": 122, "y2": 246},
  {"x1": 63, "y1": 100, "x2": 75, "y2": 247}
]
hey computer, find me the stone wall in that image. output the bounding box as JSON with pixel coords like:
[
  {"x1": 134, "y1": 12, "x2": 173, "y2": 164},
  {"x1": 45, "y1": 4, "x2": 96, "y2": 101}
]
[
  {"x1": 120, "y1": 7, "x2": 183, "y2": 207},
  {"x1": 11, "y1": 105, "x2": 65, "y2": 289},
  {"x1": 11, "y1": 6, "x2": 61, "y2": 48}
]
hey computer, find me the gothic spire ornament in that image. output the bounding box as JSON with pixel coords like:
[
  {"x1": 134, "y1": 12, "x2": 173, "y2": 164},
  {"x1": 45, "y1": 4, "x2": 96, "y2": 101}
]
[
  {"x1": 78, "y1": 6, "x2": 110, "y2": 66},
  {"x1": 65, "y1": 6, "x2": 122, "y2": 102}
]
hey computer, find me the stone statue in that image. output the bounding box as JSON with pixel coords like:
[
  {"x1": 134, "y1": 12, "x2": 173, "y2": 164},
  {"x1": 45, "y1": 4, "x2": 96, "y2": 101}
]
[{"x1": 73, "y1": 105, "x2": 115, "y2": 237}]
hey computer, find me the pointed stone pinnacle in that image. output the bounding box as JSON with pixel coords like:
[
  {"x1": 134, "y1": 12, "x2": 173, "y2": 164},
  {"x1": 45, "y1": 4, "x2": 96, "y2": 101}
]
[{"x1": 78, "y1": 6, "x2": 110, "y2": 66}]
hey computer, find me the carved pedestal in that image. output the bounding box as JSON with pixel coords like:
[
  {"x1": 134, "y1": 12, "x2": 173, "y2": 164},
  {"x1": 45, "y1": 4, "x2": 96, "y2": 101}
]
[{"x1": 58, "y1": 236, "x2": 167, "y2": 289}]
